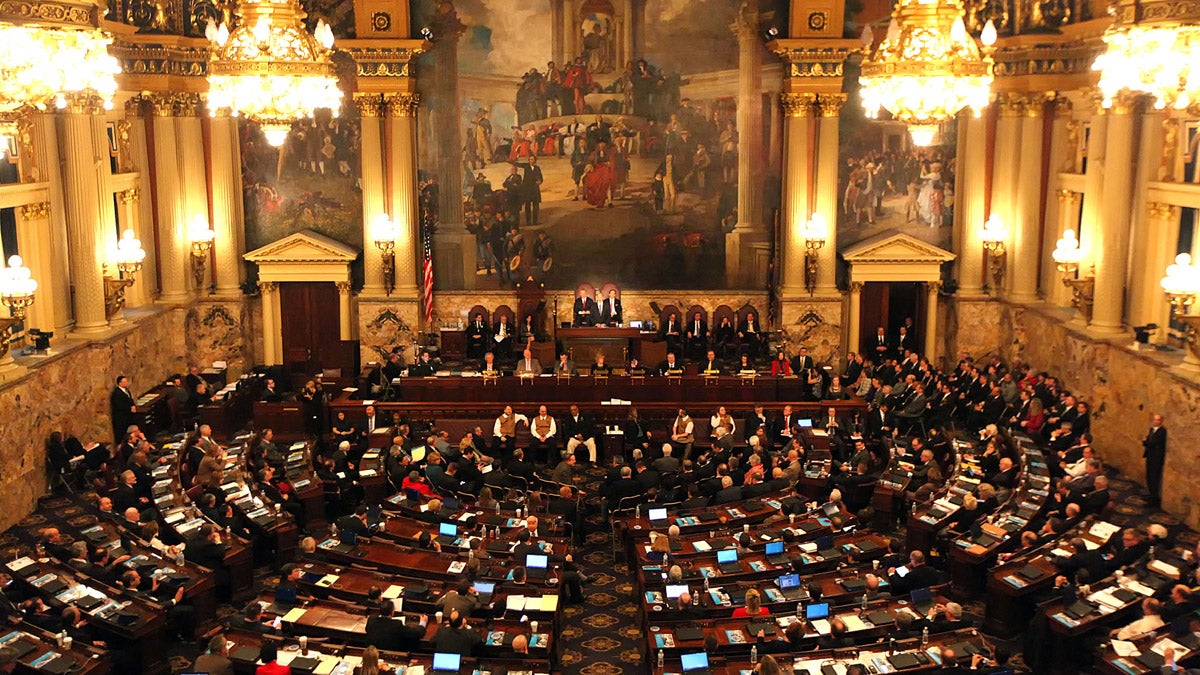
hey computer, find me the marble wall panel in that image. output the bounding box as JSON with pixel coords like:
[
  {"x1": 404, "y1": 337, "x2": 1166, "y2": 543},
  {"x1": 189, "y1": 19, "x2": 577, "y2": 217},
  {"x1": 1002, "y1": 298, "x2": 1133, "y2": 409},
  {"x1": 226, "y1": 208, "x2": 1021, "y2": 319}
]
[
  {"x1": 358, "y1": 298, "x2": 420, "y2": 366},
  {"x1": 185, "y1": 299, "x2": 254, "y2": 377}
]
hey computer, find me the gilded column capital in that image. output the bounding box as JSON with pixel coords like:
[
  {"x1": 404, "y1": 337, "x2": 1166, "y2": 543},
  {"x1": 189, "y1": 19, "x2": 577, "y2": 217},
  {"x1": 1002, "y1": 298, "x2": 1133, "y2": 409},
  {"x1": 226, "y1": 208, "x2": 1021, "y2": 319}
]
[
  {"x1": 849, "y1": 281, "x2": 864, "y2": 293},
  {"x1": 59, "y1": 92, "x2": 105, "y2": 115},
  {"x1": 1057, "y1": 189, "x2": 1080, "y2": 206},
  {"x1": 173, "y1": 93, "x2": 204, "y2": 117},
  {"x1": 1104, "y1": 91, "x2": 1140, "y2": 116},
  {"x1": 924, "y1": 280, "x2": 944, "y2": 293},
  {"x1": 258, "y1": 281, "x2": 277, "y2": 293},
  {"x1": 780, "y1": 93, "x2": 818, "y2": 118},
  {"x1": 383, "y1": 93, "x2": 420, "y2": 117},
  {"x1": 1147, "y1": 201, "x2": 1179, "y2": 220},
  {"x1": 817, "y1": 94, "x2": 846, "y2": 117},
  {"x1": 335, "y1": 281, "x2": 353, "y2": 294},
  {"x1": 996, "y1": 92, "x2": 1026, "y2": 117},
  {"x1": 18, "y1": 201, "x2": 50, "y2": 221},
  {"x1": 1023, "y1": 93, "x2": 1049, "y2": 117},
  {"x1": 353, "y1": 93, "x2": 384, "y2": 118},
  {"x1": 140, "y1": 93, "x2": 178, "y2": 117},
  {"x1": 117, "y1": 188, "x2": 140, "y2": 205},
  {"x1": 1050, "y1": 95, "x2": 1073, "y2": 118}
]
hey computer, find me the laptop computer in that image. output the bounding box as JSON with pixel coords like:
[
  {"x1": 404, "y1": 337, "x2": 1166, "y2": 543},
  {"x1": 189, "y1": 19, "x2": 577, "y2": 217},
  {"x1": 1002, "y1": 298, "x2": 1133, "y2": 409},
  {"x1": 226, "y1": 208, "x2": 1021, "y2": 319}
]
[
  {"x1": 716, "y1": 548, "x2": 740, "y2": 575},
  {"x1": 764, "y1": 540, "x2": 788, "y2": 565},
  {"x1": 436, "y1": 522, "x2": 458, "y2": 547},
  {"x1": 910, "y1": 587, "x2": 934, "y2": 614},
  {"x1": 1018, "y1": 564, "x2": 1045, "y2": 581},
  {"x1": 472, "y1": 581, "x2": 496, "y2": 604},
  {"x1": 680, "y1": 651, "x2": 711, "y2": 675},
  {"x1": 266, "y1": 584, "x2": 298, "y2": 615},
  {"x1": 332, "y1": 529, "x2": 357, "y2": 553},
  {"x1": 648, "y1": 507, "x2": 669, "y2": 527},
  {"x1": 777, "y1": 573, "x2": 807, "y2": 601},
  {"x1": 525, "y1": 554, "x2": 549, "y2": 580},
  {"x1": 799, "y1": 419, "x2": 814, "y2": 428},
  {"x1": 432, "y1": 652, "x2": 461, "y2": 673},
  {"x1": 665, "y1": 584, "x2": 689, "y2": 600},
  {"x1": 1064, "y1": 600, "x2": 1096, "y2": 620},
  {"x1": 815, "y1": 535, "x2": 839, "y2": 560}
]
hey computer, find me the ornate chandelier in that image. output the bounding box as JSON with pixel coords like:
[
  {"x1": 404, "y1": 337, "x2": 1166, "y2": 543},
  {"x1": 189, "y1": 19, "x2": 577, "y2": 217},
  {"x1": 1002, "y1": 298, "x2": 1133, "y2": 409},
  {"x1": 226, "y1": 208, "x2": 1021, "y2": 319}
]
[
  {"x1": 0, "y1": 0, "x2": 121, "y2": 147},
  {"x1": 206, "y1": 0, "x2": 342, "y2": 147},
  {"x1": 1094, "y1": 0, "x2": 1200, "y2": 110},
  {"x1": 859, "y1": 0, "x2": 996, "y2": 146}
]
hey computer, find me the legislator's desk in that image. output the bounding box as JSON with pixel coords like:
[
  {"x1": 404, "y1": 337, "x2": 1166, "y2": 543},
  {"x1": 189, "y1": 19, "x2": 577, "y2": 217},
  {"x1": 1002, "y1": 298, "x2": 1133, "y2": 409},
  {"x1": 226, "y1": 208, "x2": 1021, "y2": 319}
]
[
  {"x1": 1096, "y1": 626, "x2": 1200, "y2": 674},
  {"x1": 199, "y1": 373, "x2": 266, "y2": 441},
  {"x1": 0, "y1": 623, "x2": 111, "y2": 675},
  {"x1": 556, "y1": 326, "x2": 648, "y2": 363}
]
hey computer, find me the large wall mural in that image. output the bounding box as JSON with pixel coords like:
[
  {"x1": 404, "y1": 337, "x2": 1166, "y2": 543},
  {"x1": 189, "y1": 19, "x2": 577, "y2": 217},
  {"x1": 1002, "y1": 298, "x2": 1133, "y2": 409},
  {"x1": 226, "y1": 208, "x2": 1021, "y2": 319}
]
[{"x1": 414, "y1": 0, "x2": 787, "y2": 291}]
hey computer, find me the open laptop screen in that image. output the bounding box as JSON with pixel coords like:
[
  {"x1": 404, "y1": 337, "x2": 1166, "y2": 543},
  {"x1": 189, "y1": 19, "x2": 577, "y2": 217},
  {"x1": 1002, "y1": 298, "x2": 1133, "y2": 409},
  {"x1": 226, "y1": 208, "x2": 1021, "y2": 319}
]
[
  {"x1": 681, "y1": 652, "x2": 709, "y2": 671},
  {"x1": 716, "y1": 548, "x2": 738, "y2": 564}
]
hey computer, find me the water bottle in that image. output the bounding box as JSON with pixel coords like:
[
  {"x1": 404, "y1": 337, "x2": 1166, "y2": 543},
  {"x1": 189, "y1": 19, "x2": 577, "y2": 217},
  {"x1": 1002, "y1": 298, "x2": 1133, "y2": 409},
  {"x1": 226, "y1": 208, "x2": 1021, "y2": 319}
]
[
  {"x1": 1150, "y1": 545, "x2": 1157, "y2": 561},
  {"x1": 56, "y1": 631, "x2": 65, "y2": 647},
  {"x1": 921, "y1": 626, "x2": 929, "y2": 646},
  {"x1": 175, "y1": 549, "x2": 185, "y2": 567},
  {"x1": 703, "y1": 575, "x2": 710, "y2": 591},
  {"x1": 889, "y1": 637, "x2": 896, "y2": 653},
  {"x1": 750, "y1": 645, "x2": 758, "y2": 664},
  {"x1": 658, "y1": 649, "x2": 664, "y2": 668},
  {"x1": 330, "y1": 522, "x2": 337, "y2": 537},
  {"x1": 636, "y1": 504, "x2": 641, "y2": 519},
  {"x1": 861, "y1": 593, "x2": 868, "y2": 611}
]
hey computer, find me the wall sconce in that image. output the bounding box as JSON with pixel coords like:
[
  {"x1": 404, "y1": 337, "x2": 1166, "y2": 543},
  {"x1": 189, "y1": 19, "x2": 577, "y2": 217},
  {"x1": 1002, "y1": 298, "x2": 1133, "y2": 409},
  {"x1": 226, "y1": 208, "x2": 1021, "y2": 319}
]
[
  {"x1": 1051, "y1": 229, "x2": 1095, "y2": 321},
  {"x1": 188, "y1": 215, "x2": 215, "y2": 290},
  {"x1": 802, "y1": 213, "x2": 827, "y2": 295},
  {"x1": 0, "y1": 255, "x2": 37, "y2": 360},
  {"x1": 981, "y1": 213, "x2": 1007, "y2": 291},
  {"x1": 1162, "y1": 253, "x2": 1200, "y2": 368},
  {"x1": 104, "y1": 228, "x2": 146, "y2": 319},
  {"x1": 373, "y1": 213, "x2": 398, "y2": 296}
]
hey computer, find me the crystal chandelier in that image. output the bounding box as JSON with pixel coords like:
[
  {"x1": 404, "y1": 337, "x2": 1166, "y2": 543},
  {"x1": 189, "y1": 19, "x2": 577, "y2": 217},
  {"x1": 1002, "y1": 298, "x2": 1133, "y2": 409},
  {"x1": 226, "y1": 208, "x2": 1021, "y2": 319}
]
[
  {"x1": 0, "y1": 0, "x2": 121, "y2": 148},
  {"x1": 859, "y1": 0, "x2": 997, "y2": 146},
  {"x1": 1093, "y1": 0, "x2": 1200, "y2": 110},
  {"x1": 206, "y1": 0, "x2": 342, "y2": 147}
]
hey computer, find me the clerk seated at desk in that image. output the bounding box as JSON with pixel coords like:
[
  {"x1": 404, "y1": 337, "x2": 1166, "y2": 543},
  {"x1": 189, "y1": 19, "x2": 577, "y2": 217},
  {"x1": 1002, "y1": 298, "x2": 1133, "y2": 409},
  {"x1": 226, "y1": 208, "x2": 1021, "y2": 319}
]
[
  {"x1": 409, "y1": 351, "x2": 438, "y2": 376},
  {"x1": 590, "y1": 353, "x2": 612, "y2": 376},
  {"x1": 698, "y1": 349, "x2": 722, "y2": 375},
  {"x1": 573, "y1": 288, "x2": 597, "y2": 326},
  {"x1": 554, "y1": 353, "x2": 576, "y2": 376},
  {"x1": 515, "y1": 348, "x2": 543, "y2": 376},
  {"x1": 658, "y1": 352, "x2": 684, "y2": 376},
  {"x1": 599, "y1": 289, "x2": 622, "y2": 325},
  {"x1": 493, "y1": 314, "x2": 514, "y2": 355},
  {"x1": 479, "y1": 351, "x2": 502, "y2": 375},
  {"x1": 626, "y1": 357, "x2": 646, "y2": 376},
  {"x1": 466, "y1": 313, "x2": 490, "y2": 359}
]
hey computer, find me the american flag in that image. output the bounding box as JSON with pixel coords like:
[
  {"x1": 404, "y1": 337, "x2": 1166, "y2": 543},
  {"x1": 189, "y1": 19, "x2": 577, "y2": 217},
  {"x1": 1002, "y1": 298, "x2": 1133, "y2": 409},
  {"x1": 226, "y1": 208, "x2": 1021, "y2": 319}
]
[{"x1": 422, "y1": 225, "x2": 434, "y2": 325}]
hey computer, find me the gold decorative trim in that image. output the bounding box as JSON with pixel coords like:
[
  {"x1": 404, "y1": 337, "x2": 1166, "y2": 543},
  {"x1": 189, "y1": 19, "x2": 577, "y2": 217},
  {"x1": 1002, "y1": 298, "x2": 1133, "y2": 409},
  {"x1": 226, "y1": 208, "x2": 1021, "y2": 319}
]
[
  {"x1": 780, "y1": 93, "x2": 818, "y2": 118},
  {"x1": 59, "y1": 92, "x2": 104, "y2": 115},
  {"x1": 1105, "y1": 92, "x2": 1140, "y2": 116},
  {"x1": 258, "y1": 281, "x2": 277, "y2": 293},
  {"x1": 1147, "y1": 201, "x2": 1178, "y2": 220},
  {"x1": 18, "y1": 201, "x2": 50, "y2": 220},
  {"x1": 996, "y1": 92, "x2": 1026, "y2": 117},
  {"x1": 117, "y1": 188, "x2": 140, "y2": 205},
  {"x1": 115, "y1": 118, "x2": 136, "y2": 173},
  {"x1": 771, "y1": 45, "x2": 855, "y2": 80},
  {"x1": 384, "y1": 93, "x2": 420, "y2": 117},
  {"x1": 817, "y1": 93, "x2": 846, "y2": 117},
  {"x1": 335, "y1": 281, "x2": 353, "y2": 294},
  {"x1": 0, "y1": 0, "x2": 98, "y2": 28},
  {"x1": 849, "y1": 281, "x2": 864, "y2": 293},
  {"x1": 1057, "y1": 189, "x2": 1080, "y2": 206},
  {"x1": 1051, "y1": 96, "x2": 1073, "y2": 117},
  {"x1": 14, "y1": 114, "x2": 41, "y2": 183},
  {"x1": 352, "y1": 93, "x2": 384, "y2": 118},
  {"x1": 1160, "y1": 117, "x2": 1181, "y2": 181}
]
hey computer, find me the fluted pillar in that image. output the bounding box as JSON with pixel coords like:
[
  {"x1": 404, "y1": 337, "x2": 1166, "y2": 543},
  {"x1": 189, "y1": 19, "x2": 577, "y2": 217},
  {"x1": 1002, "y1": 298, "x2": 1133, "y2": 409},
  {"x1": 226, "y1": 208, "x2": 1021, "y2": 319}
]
[
  {"x1": 954, "y1": 112, "x2": 987, "y2": 297},
  {"x1": 14, "y1": 201, "x2": 55, "y2": 334},
  {"x1": 337, "y1": 281, "x2": 353, "y2": 341},
  {"x1": 147, "y1": 95, "x2": 190, "y2": 303},
  {"x1": 1140, "y1": 202, "x2": 1180, "y2": 343},
  {"x1": 779, "y1": 93, "x2": 816, "y2": 297},
  {"x1": 1128, "y1": 106, "x2": 1168, "y2": 335},
  {"x1": 356, "y1": 95, "x2": 389, "y2": 297},
  {"x1": 1010, "y1": 96, "x2": 1045, "y2": 302},
  {"x1": 847, "y1": 282, "x2": 863, "y2": 357},
  {"x1": 1078, "y1": 105, "x2": 1108, "y2": 271},
  {"x1": 550, "y1": 0, "x2": 564, "y2": 64},
  {"x1": 1040, "y1": 99, "x2": 1073, "y2": 302},
  {"x1": 429, "y1": 3, "x2": 473, "y2": 288},
  {"x1": 1050, "y1": 190, "x2": 1082, "y2": 307},
  {"x1": 114, "y1": 188, "x2": 147, "y2": 308},
  {"x1": 732, "y1": 4, "x2": 763, "y2": 234},
  {"x1": 175, "y1": 96, "x2": 209, "y2": 294},
  {"x1": 260, "y1": 282, "x2": 280, "y2": 365},
  {"x1": 989, "y1": 94, "x2": 1023, "y2": 296},
  {"x1": 386, "y1": 93, "x2": 421, "y2": 296},
  {"x1": 209, "y1": 115, "x2": 244, "y2": 297},
  {"x1": 814, "y1": 94, "x2": 845, "y2": 295},
  {"x1": 923, "y1": 281, "x2": 941, "y2": 359},
  {"x1": 58, "y1": 95, "x2": 109, "y2": 335},
  {"x1": 1090, "y1": 95, "x2": 1137, "y2": 335},
  {"x1": 31, "y1": 113, "x2": 73, "y2": 332}
]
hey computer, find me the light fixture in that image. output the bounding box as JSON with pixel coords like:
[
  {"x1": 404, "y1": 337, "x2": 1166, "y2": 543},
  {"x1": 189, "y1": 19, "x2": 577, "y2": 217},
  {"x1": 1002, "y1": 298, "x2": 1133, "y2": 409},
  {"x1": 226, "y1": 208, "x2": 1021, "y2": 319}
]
[
  {"x1": 103, "y1": 229, "x2": 145, "y2": 319},
  {"x1": 0, "y1": 254, "x2": 37, "y2": 361},
  {"x1": 980, "y1": 213, "x2": 1007, "y2": 290},
  {"x1": 189, "y1": 215, "x2": 215, "y2": 290},
  {"x1": 0, "y1": 0, "x2": 121, "y2": 148},
  {"x1": 373, "y1": 213, "x2": 398, "y2": 296},
  {"x1": 1051, "y1": 229, "x2": 1095, "y2": 321},
  {"x1": 205, "y1": 0, "x2": 342, "y2": 147},
  {"x1": 1093, "y1": 0, "x2": 1200, "y2": 110},
  {"x1": 859, "y1": 1, "x2": 996, "y2": 146},
  {"x1": 1161, "y1": 253, "x2": 1200, "y2": 368},
  {"x1": 802, "y1": 213, "x2": 827, "y2": 295}
]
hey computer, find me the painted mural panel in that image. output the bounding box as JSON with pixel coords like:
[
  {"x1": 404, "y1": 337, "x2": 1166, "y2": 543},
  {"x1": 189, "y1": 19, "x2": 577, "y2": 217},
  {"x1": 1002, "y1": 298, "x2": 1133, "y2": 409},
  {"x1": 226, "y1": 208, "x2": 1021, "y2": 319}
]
[{"x1": 414, "y1": 0, "x2": 786, "y2": 291}]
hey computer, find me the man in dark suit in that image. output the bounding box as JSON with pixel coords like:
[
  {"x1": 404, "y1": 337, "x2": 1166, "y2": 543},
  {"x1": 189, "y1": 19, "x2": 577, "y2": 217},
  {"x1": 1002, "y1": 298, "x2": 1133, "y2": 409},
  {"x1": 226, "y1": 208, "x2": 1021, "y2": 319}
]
[
  {"x1": 743, "y1": 404, "x2": 771, "y2": 443},
  {"x1": 492, "y1": 315, "x2": 513, "y2": 356},
  {"x1": 110, "y1": 376, "x2": 137, "y2": 446},
  {"x1": 685, "y1": 312, "x2": 707, "y2": 360},
  {"x1": 866, "y1": 404, "x2": 893, "y2": 439},
  {"x1": 658, "y1": 352, "x2": 684, "y2": 376},
  {"x1": 1143, "y1": 413, "x2": 1167, "y2": 507},
  {"x1": 365, "y1": 600, "x2": 426, "y2": 651},
  {"x1": 599, "y1": 289, "x2": 622, "y2": 324},
  {"x1": 737, "y1": 311, "x2": 762, "y2": 358},
  {"x1": 606, "y1": 466, "x2": 642, "y2": 503},
  {"x1": 572, "y1": 288, "x2": 597, "y2": 326},
  {"x1": 697, "y1": 349, "x2": 722, "y2": 375},
  {"x1": 634, "y1": 461, "x2": 660, "y2": 492},
  {"x1": 791, "y1": 346, "x2": 815, "y2": 375},
  {"x1": 336, "y1": 507, "x2": 371, "y2": 539},
  {"x1": 713, "y1": 476, "x2": 742, "y2": 504},
  {"x1": 432, "y1": 611, "x2": 483, "y2": 656},
  {"x1": 466, "y1": 313, "x2": 490, "y2": 359},
  {"x1": 561, "y1": 404, "x2": 597, "y2": 463},
  {"x1": 660, "y1": 312, "x2": 681, "y2": 353},
  {"x1": 893, "y1": 325, "x2": 913, "y2": 356},
  {"x1": 886, "y1": 550, "x2": 945, "y2": 595}
]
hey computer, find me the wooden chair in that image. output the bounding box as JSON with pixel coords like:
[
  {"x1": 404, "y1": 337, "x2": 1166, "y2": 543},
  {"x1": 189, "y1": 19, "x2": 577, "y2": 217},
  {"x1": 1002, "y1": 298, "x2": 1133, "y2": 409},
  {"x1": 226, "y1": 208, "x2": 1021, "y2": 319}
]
[
  {"x1": 492, "y1": 304, "x2": 517, "y2": 358},
  {"x1": 659, "y1": 304, "x2": 682, "y2": 357},
  {"x1": 684, "y1": 304, "x2": 709, "y2": 359},
  {"x1": 712, "y1": 304, "x2": 736, "y2": 360},
  {"x1": 735, "y1": 302, "x2": 764, "y2": 359}
]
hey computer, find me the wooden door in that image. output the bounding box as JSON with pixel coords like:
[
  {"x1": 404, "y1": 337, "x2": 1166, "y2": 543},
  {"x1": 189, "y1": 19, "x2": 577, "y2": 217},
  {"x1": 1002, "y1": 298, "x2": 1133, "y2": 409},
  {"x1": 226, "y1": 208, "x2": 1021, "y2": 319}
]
[
  {"x1": 280, "y1": 282, "x2": 343, "y2": 375},
  {"x1": 859, "y1": 282, "x2": 889, "y2": 355}
]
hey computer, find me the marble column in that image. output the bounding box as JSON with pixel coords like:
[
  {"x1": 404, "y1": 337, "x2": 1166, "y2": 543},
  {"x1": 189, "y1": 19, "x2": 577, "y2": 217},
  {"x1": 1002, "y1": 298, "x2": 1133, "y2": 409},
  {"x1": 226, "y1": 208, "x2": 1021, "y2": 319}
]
[
  {"x1": 1051, "y1": 190, "x2": 1082, "y2": 307},
  {"x1": 126, "y1": 106, "x2": 160, "y2": 299},
  {"x1": 209, "y1": 115, "x2": 244, "y2": 297},
  {"x1": 337, "y1": 281, "x2": 353, "y2": 341},
  {"x1": 259, "y1": 281, "x2": 280, "y2": 365},
  {"x1": 1040, "y1": 98, "x2": 1073, "y2": 303},
  {"x1": 779, "y1": 93, "x2": 816, "y2": 297},
  {"x1": 1127, "y1": 106, "x2": 1168, "y2": 334},
  {"x1": 429, "y1": 4, "x2": 473, "y2": 288},
  {"x1": 847, "y1": 282, "x2": 863, "y2": 356},
  {"x1": 356, "y1": 95, "x2": 389, "y2": 297},
  {"x1": 1140, "y1": 202, "x2": 1180, "y2": 343},
  {"x1": 114, "y1": 188, "x2": 147, "y2": 308},
  {"x1": 174, "y1": 96, "x2": 209, "y2": 294},
  {"x1": 563, "y1": 0, "x2": 577, "y2": 63},
  {"x1": 58, "y1": 95, "x2": 109, "y2": 335},
  {"x1": 386, "y1": 93, "x2": 421, "y2": 296},
  {"x1": 1010, "y1": 96, "x2": 1044, "y2": 302},
  {"x1": 954, "y1": 112, "x2": 987, "y2": 297},
  {"x1": 989, "y1": 94, "x2": 1023, "y2": 296},
  {"x1": 31, "y1": 113, "x2": 73, "y2": 332},
  {"x1": 923, "y1": 281, "x2": 942, "y2": 359},
  {"x1": 550, "y1": 0, "x2": 565, "y2": 65},
  {"x1": 814, "y1": 94, "x2": 845, "y2": 295},
  {"x1": 14, "y1": 201, "x2": 55, "y2": 334},
  {"x1": 1090, "y1": 95, "x2": 1137, "y2": 335},
  {"x1": 732, "y1": 4, "x2": 763, "y2": 234},
  {"x1": 148, "y1": 95, "x2": 190, "y2": 303},
  {"x1": 1078, "y1": 104, "x2": 1108, "y2": 270}
]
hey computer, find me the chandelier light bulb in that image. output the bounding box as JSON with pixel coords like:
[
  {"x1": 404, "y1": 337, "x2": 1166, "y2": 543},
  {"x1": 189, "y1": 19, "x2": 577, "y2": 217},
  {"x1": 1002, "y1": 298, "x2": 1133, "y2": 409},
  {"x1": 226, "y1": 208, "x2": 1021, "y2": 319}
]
[
  {"x1": 980, "y1": 19, "x2": 997, "y2": 47},
  {"x1": 860, "y1": 24, "x2": 874, "y2": 47}
]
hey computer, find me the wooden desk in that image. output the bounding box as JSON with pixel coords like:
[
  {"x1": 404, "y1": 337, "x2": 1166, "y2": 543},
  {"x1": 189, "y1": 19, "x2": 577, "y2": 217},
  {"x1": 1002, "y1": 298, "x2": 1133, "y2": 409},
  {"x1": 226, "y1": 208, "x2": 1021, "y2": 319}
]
[
  {"x1": 557, "y1": 326, "x2": 647, "y2": 363},
  {"x1": 0, "y1": 623, "x2": 111, "y2": 675}
]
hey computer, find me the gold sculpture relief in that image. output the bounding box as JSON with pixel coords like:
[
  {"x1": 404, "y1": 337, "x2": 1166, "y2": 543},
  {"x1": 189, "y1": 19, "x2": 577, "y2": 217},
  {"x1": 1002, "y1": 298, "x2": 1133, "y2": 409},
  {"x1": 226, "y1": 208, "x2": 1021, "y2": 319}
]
[
  {"x1": 1147, "y1": 201, "x2": 1178, "y2": 221},
  {"x1": 1160, "y1": 117, "x2": 1180, "y2": 181},
  {"x1": 117, "y1": 188, "x2": 140, "y2": 205},
  {"x1": 0, "y1": 0, "x2": 95, "y2": 27},
  {"x1": 780, "y1": 93, "x2": 817, "y2": 118},
  {"x1": 1062, "y1": 120, "x2": 1081, "y2": 172},
  {"x1": 384, "y1": 93, "x2": 420, "y2": 117},
  {"x1": 13, "y1": 114, "x2": 41, "y2": 183},
  {"x1": 17, "y1": 201, "x2": 50, "y2": 220},
  {"x1": 58, "y1": 92, "x2": 104, "y2": 116},
  {"x1": 115, "y1": 119, "x2": 136, "y2": 174},
  {"x1": 849, "y1": 281, "x2": 864, "y2": 293}
]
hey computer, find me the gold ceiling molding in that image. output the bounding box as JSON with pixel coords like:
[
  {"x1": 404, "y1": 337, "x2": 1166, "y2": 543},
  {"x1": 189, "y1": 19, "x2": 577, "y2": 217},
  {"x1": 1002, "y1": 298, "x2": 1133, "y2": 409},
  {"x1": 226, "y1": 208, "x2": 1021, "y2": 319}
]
[
  {"x1": 0, "y1": 0, "x2": 99, "y2": 27},
  {"x1": 768, "y1": 39, "x2": 858, "y2": 90},
  {"x1": 339, "y1": 40, "x2": 427, "y2": 84}
]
